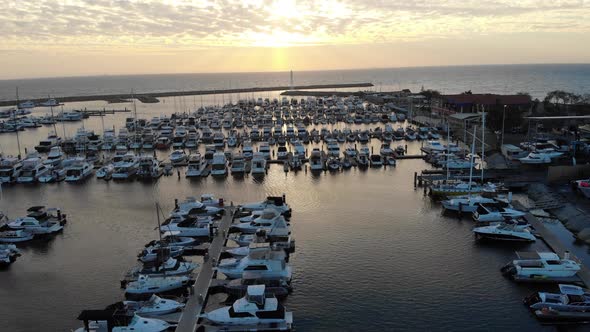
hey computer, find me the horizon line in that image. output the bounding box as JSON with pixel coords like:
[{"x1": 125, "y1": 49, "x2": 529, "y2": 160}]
[{"x1": 1, "y1": 62, "x2": 589, "y2": 82}]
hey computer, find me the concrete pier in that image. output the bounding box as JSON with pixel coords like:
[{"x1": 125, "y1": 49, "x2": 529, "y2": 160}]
[{"x1": 176, "y1": 207, "x2": 234, "y2": 332}]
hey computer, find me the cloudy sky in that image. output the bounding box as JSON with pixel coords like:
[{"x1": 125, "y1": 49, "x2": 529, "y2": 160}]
[{"x1": 2, "y1": 0, "x2": 590, "y2": 78}]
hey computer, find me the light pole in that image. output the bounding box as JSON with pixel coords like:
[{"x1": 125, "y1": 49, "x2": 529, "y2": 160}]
[{"x1": 501, "y1": 105, "x2": 507, "y2": 147}]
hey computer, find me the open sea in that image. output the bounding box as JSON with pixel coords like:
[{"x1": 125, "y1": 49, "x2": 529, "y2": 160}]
[{"x1": 1, "y1": 64, "x2": 590, "y2": 331}]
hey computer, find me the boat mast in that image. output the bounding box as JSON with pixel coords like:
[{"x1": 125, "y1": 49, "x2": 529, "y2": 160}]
[
  {"x1": 60, "y1": 105, "x2": 67, "y2": 139},
  {"x1": 14, "y1": 87, "x2": 22, "y2": 159},
  {"x1": 446, "y1": 125, "x2": 450, "y2": 181},
  {"x1": 49, "y1": 95, "x2": 58, "y2": 135},
  {"x1": 480, "y1": 107, "x2": 485, "y2": 181},
  {"x1": 468, "y1": 126, "x2": 477, "y2": 193}
]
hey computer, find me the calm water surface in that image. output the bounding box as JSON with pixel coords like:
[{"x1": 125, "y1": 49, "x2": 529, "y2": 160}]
[{"x1": 0, "y1": 99, "x2": 588, "y2": 331}]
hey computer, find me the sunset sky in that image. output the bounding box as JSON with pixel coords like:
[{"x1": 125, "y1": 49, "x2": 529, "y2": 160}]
[{"x1": 2, "y1": 0, "x2": 590, "y2": 79}]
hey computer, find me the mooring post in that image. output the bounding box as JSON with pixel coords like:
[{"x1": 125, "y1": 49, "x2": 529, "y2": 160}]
[{"x1": 414, "y1": 172, "x2": 417, "y2": 188}]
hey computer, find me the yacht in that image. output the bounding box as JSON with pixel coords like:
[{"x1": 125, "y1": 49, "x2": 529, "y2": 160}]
[
  {"x1": 16, "y1": 158, "x2": 51, "y2": 183},
  {"x1": 0, "y1": 244, "x2": 21, "y2": 266},
  {"x1": 155, "y1": 137, "x2": 172, "y2": 150},
  {"x1": 233, "y1": 209, "x2": 285, "y2": 234},
  {"x1": 34, "y1": 133, "x2": 62, "y2": 153},
  {"x1": 309, "y1": 148, "x2": 324, "y2": 172},
  {"x1": 169, "y1": 197, "x2": 223, "y2": 218},
  {"x1": 43, "y1": 146, "x2": 65, "y2": 167},
  {"x1": 276, "y1": 145, "x2": 288, "y2": 160},
  {"x1": 0, "y1": 230, "x2": 35, "y2": 243},
  {"x1": 326, "y1": 139, "x2": 340, "y2": 157},
  {"x1": 473, "y1": 220, "x2": 536, "y2": 242},
  {"x1": 369, "y1": 154, "x2": 382, "y2": 167},
  {"x1": 160, "y1": 218, "x2": 211, "y2": 237},
  {"x1": 124, "y1": 257, "x2": 198, "y2": 280},
  {"x1": 65, "y1": 158, "x2": 94, "y2": 182},
  {"x1": 473, "y1": 203, "x2": 526, "y2": 222},
  {"x1": 138, "y1": 246, "x2": 184, "y2": 263},
  {"x1": 501, "y1": 251, "x2": 581, "y2": 280},
  {"x1": 112, "y1": 157, "x2": 139, "y2": 180},
  {"x1": 423, "y1": 141, "x2": 460, "y2": 154},
  {"x1": 442, "y1": 194, "x2": 509, "y2": 213},
  {"x1": 96, "y1": 164, "x2": 114, "y2": 180},
  {"x1": 251, "y1": 153, "x2": 267, "y2": 176},
  {"x1": 231, "y1": 154, "x2": 247, "y2": 175},
  {"x1": 519, "y1": 151, "x2": 563, "y2": 164},
  {"x1": 0, "y1": 157, "x2": 22, "y2": 183},
  {"x1": 203, "y1": 285, "x2": 293, "y2": 328},
  {"x1": 524, "y1": 284, "x2": 590, "y2": 321},
  {"x1": 124, "y1": 274, "x2": 192, "y2": 297},
  {"x1": 574, "y1": 178, "x2": 590, "y2": 198},
  {"x1": 169, "y1": 150, "x2": 187, "y2": 166},
  {"x1": 225, "y1": 272, "x2": 292, "y2": 298},
  {"x1": 7, "y1": 217, "x2": 63, "y2": 235},
  {"x1": 217, "y1": 248, "x2": 292, "y2": 279},
  {"x1": 75, "y1": 312, "x2": 173, "y2": 332},
  {"x1": 210, "y1": 152, "x2": 227, "y2": 177},
  {"x1": 289, "y1": 154, "x2": 302, "y2": 171},
  {"x1": 430, "y1": 181, "x2": 500, "y2": 197},
  {"x1": 240, "y1": 197, "x2": 291, "y2": 217},
  {"x1": 213, "y1": 131, "x2": 225, "y2": 148},
  {"x1": 121, "y1": 294, "x2": 185, "y2": 316},
  {"x1": 136, "y1": 156, "x2": 163, "y2": 179},
  {"x1": 185, "y1": 133, "x2": 199, "y2": 149},
  {"x1": 184, "y1": 154, "x2": 206, "y2": 178},
  {"x1": 172, "y1": 126, "x2": 187, "y2": 148},
  {"x1": 380, "y1": 143, "x2": 394, "y2": 156}
]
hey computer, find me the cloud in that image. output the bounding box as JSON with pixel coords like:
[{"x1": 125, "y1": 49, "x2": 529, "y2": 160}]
[{"x1": 1, "y1": 0, "x2": 589, "y2": 50}]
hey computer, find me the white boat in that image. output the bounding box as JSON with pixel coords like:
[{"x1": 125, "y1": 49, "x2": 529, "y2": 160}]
[
  {"x1": 326, "y1": 139, "x2": 340, "y2": 157},
  {"x1": 441, "y1": 194, "x2": 510, "y2": 213},
  {"x1": 473, "y1": 203, "x2": 526, "y2": 222},
  {"x1": 501, "y1": 251, "x2": 581, "y2": 280},
  {"x1": 525, "y1": 284, "x2": 590, "y2": 321},
  {"x1": 159, "y1": 218, "x2": 211, "y2": 238},
  {"x1": 473, "y1": 220, "x2": 536, "y2": 242},
  {"x1": 0, "y1": 157, "x2": 22, "y2": 183},
  {"x1": 123, "y1": 294, "x2": 185, "y2": 316},
  {"x1": 7, "y1": 217, "x2": 63, "y2": 234},
  {"x1": 380, "y1": 143, "x2": 393, "y2": 156},
  {"x1": 16, "y1": 158, "x2": 51, "y2": 183},
  {"x1": 126, "y1": 257, "x2": 198, "y2": 279},
  {"x1": 251, "y1": 153, "x2": 267, "y2": 176},
  {"x1": 309, "y1": 148, "x2": 324, "y2": 172},
  {"x1": 0, "y1": 230, "x2": 35, "y2": 243},
  {"x1": 231, "y1": 154, "x2": 247, "y2": 175},
  {"x1": 430, "y1": 181, "x2": 500, "y2": 197},
  {"x1": 203, "y1": 285, "x2": 293, "y2": 328},
  {"x1": 96, "y1": 164, "x2": 115, "y2": 180},
  {"x1": 65, "y1": 158, "x2": 94, "y2": 182},
  {"x1": 217, "y1": 247, "x2": 292, "y2": 279},
  {"x1": 240, "y1": 196, "x2": 291, "y2": 217},
  {"x1": 43, "y1": 146, "x2": 65, "y2": 167},
  {"x1": 75, "y1": 313, "x2": 172, "y2": 332},
  {"x1": 185, "y1": 154, "x2": 207, "y2": 178},
  {"x1": 0, "y1": 244, "x2": 21, "y2": 266},
  {"x1": 138, "y1": 246, "x2": 184, "y2": 263},
  {"x1": 112, "y1": 158, "x2": 139, "y2": 180},
  {"x1": 35, "y1": 134, "x2": 62, "y2": 153},
  {"x1": 423, "y1": 141, "x2": 460, "y2": 153},
  {"x1": 125, "y1": 275, "x2": 191, "y2": 296},
  {"x1": 169, "y1": 150, "x2": 187, "y2": 166},
  {"x1": 233, "y1": 209, "x2": 285, "y2": 234},
  {"x1": 210, "y1": 152, "x2": 227, "y2": 177},
  {"x1": 137, "y1": 156, "x2": 163, "y2": 179}
]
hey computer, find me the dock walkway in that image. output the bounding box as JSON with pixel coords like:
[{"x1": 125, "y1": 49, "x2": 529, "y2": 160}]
[
  {"x1": 516, "y1": 201, "x2": 590, "y2": 287},
  {"x1": 176, "y1": 207, "x2": 234, "y2": 332}
]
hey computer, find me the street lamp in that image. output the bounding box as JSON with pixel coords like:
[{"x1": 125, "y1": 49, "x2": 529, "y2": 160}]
[{"x1": 501, "y1": 105, "x2": 507, "y2": 147}]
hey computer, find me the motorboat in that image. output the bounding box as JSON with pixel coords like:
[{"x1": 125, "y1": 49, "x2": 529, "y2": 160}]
[
  {"x1": 251, "y1": 153, "x2": 267, "y2": 176},
  {"x1": 384, "y1": 156, "x2": 396, "y2": 166},
  {"x1": 369, "y1": 154, "x2": 382, "y2": 167},
  {"x1": 380, "y1": 143, "x2": 393, "y2": 156},
  {"x1": 240, "y1": 196, "x2": 291, "y2": 217},
  {"x1": 225, "y1": 272, "x2": 292, "y2": 298},
  {"x1": 125, "y1": 274, "x2": 191, "y2": 297},
  {"x1": 217, "y1": 248, "x2": 292, "y2": 279},
  {"x1": 37, "y1": 167, "x2": 66, "y2": 183},
  {"x1": 326, "y1": 139, "x2": 340, "y2": 157},
  {"x1": 327, "y1": 157, "x2": 341, "y2": 171},
  {"x1": 16, "y1": 158, "x2": 51, "y2": 183},
  {"x1": 138, "y1": 246, "x2": 184, "y2": 263},
  {"x1": 519, "y1": 151, "x2": 563, "y2": 164},
  {"x1": 43, "y1": 146, "x2": 65, "y2": 167},
  {"x1": 501, "y1": 251, "x2": 581, "y2": 280},
  {"x1": 159, "y1": 217, "x2": 211, "y2": 237},
  {"x1": 276, "y1": 145, "x2": 288, "y2": 160},
  {"x1": 170, "y1": 197, "x2": 223, "y2": 218},
  {"x1": 121, "y1": 294, "x2": 185, "y2": 316},
  {"x1": 231, "y1": 154, "x2": 247, "y2": 175},
  {"x1": 524, "y1": 284, "x2": 590, "y2": 321},
  {"x1": 430, "y1": 181, "x2": 500, "y2": 197},
  {"x1": 441, "y1": 194, "x2": 509, "y2": 213},
  {"x1": 0, "y1": 157, "x2": 22, "y2": 183},
  {"x1": 75, "y1": 312, "x2": 173, "y2": 332},
  {"x1": 169, "y1": 150, "x2": 187, "y2": 166},
  {"x1": 65, "y1": 158, "x2": 94, "y2": 182},
  {"x1": 0, "y1": 244, "x2": 21, "y2": 266},
  {"x1": 473, "y1": 203, "x2": 526, "y2": 222},
  {"x1": 473, "y1": 220, "x2": 536, "y2": 242},
  {"x1": 34, "y1": 133, "x2": 62, "y2": 153},
  {"x1": 185, "y1": 153, "x2": 207, "y2": 178},
  {"x1": 7, "y1": 217, "x2": 63, "y2": 234},
  {"x1": 210, "y1": 152, "x2": 227, "y2": 177},
  {"x1": 0, "y1": 230, "x2": 35, "y2": 243},
  {"x1": 185, "y1": 133, "x2": 199, "y2": 149},
  {"x1": 309, "y1": 148, "x2": 324, "y2": 172},
  {"x1": 203, "y1": 285, "x2": 293, "y2": 328},
  {"x1": 155, "y1": 137, "x2": 172, "y2": 149},
  {"x1": 232, "y1": 210, "x2": 285, "y2": 234},
  {"x1": 125, "y1": 257, "x2": 198, "y2": 280},
  {"x1": 137, "y1": 156, "x2": 163, "y2": 179},
  {"x1": 112, "y1": 158, "x2": 139, "y2": 180},
  {"x1": 289, "y1": 155, "x2": 302, "y2": 171},
  {"x1": 96, "y1": 164, "x2": 113, "y2": 180},
  {"x1": 423, "y1": 141, "x2": 460, "y2": 154}
]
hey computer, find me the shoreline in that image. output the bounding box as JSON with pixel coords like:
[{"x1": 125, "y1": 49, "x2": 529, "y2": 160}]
[{"x1": 0, "y1": 83, "x2": 373, "y2": 107}]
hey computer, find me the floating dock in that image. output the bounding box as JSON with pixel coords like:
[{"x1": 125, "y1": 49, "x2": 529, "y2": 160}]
[{"x1": 175, "y1": 206, "x2": 235, "y2": 332}]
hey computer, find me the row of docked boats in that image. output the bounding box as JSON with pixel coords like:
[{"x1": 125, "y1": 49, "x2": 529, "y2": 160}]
[
  {"x1": 437, "y1": 187, "x2": 590, "y2": 323},
  {"x1": 75, "y1": 194, "x2": 295, "y2": 331},
  {"x1": 0, "y1": 206, "x2": 67, "y2": 266}
]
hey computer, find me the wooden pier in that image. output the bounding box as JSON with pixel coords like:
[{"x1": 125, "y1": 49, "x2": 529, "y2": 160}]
[
  {"x1": 176, "y1": 207, "x2": 235, "y2": 332},
  {"x1": 516, "y1": 201, "x2": 590, "y2": 287},
  {"x1": 79, "y1": 108, "x2": 131, "y2": 116}
]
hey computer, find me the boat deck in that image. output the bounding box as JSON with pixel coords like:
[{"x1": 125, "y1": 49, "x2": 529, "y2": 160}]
[
  {"x1": 176, "y1": 206, "x2": 234, "y2": 332},
  {"x1": 515, "y1": 201, "x2": 590, "y2": 287}
]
